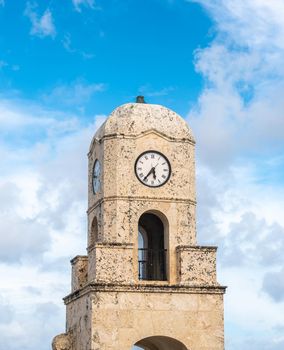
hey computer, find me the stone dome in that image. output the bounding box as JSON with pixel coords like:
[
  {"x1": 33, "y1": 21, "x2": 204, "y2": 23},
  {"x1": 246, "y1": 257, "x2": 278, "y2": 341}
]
[{"x1": 91, "y1": 103, "x2": 195, "y2": 148}]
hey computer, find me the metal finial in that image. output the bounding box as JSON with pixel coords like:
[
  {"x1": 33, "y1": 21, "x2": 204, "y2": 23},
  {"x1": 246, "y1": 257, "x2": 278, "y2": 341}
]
[{"x1": 136, "y1": 95, "x2": 145, "y2": 103}]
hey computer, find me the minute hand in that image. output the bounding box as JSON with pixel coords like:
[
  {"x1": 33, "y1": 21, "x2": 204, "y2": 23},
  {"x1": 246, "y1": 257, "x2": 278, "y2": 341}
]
[{"x1": 143, "y1": 167, "x2": 154, "y2": 181}]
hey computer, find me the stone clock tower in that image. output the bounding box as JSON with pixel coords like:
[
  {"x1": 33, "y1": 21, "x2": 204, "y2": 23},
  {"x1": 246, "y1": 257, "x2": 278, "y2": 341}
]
[{"x1": 52, "y1": 99, "x2": 226, "y2": 350}]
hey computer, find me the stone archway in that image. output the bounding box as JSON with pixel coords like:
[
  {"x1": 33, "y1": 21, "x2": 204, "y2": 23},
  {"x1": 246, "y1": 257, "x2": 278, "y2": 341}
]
[
  {"x1": 132, "y1": 336, "x2": 188, "y2": 350},
  {"x1": 138, "y1": 212, "x2": 167, "y2": 281}
]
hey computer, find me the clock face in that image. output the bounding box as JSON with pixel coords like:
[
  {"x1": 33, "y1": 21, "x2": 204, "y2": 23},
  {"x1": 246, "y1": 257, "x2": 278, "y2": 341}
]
[
  {"x1": 92, "y1": 159, "x2": 101, "y2": 194},
  {"x1": 135, "y1": 150, "x2": 171, "y2": 187}
]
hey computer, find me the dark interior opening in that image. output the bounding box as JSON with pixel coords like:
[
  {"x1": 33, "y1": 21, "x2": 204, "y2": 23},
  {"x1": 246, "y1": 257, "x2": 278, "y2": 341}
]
[{"x1": 138, "y1": 213, "x2": 167, "y2": 281}]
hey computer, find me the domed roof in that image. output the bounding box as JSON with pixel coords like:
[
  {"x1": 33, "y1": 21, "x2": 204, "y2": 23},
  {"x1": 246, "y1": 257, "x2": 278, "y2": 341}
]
[{"x1": 91, "y1": 102, "x2": 194, "y2": 149}]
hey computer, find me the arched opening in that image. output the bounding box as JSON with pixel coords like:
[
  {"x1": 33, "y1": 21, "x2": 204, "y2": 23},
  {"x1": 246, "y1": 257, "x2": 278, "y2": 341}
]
[
  {"x1": 138, "y1": 212, "x2": 167, "y2": 281},
  {"x1": 132, "y1": 336, "x2": 188, "y2": 350},
  {"x1": 90, "y1": 216, "x2": 98, "y2": 246}
]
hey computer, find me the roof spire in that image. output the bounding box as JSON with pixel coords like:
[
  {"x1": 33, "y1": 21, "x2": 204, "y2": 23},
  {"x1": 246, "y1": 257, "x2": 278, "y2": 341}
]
[{"x1": 136, "y1": 95, "x2": 145, "y2": 103}]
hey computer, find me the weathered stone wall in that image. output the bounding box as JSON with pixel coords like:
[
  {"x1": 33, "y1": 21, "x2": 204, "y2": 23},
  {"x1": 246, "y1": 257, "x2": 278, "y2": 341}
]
[
  {"x1": 66, "y1": 294, "x2": 91, "y2": 350},
  {"x1": 92, "y1": 103, "x2": 194, "y2": 143},
  {"x1": 88, "y1": 199, "x2": 196, "y2": 246},
  {"x1": 88, "y1": 243, "x2": 134, "y2": 283},
  {"x1": 71, "y1": 256, "x2": 88, "y2": 292},
  {"x1": 88, "y1": 133, "x2": 196, "y2": 208},
  {"x1": 177, "y1": 246, "x2": 218, "y2": 286},
  {"x1": 53, "y1": 102, "x2": 226, "y2": 350},
  {"x1": 86, "y1": 199, "x2": 196, "y2": 285},
  {"x1": 89, "y1": 289, "x2": 224, "y2": 350},
  {"x1": 86, "y1": 103, "x2": 197, "y2": 286}
]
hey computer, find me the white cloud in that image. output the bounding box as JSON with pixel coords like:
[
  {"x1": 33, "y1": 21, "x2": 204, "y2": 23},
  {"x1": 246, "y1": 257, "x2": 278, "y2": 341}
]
[
  {"x1": 187, "y1": 1, "x2": 284, "y2": 348},
  {"x1": 262, "y1": 268, "x2": 284, "y2": 302},
  {"x1": 0, "y1": 0, "x2": 4, "y2": 7},
  {"x1": 72, "y1": 0, "x2": 96, "y2": 13},
  {"x1": 42, "y1": 80, "x2": 105, "y2": 107},
  {"x1": 138, "y1": 84, "x2": 175, "y2": 97},
  {"x1": 188, "y1": 0, "x2": 284, "y2": 169},
  {"x1": 24, "y1": 2, "x2": 56, "y2": 39},
  {"x1": 62, "y1": 34, "x2": 95, "y2": 59},
  {"x1": 0, "y1": 98, "x2": 78, "y2": 132},
  {"x1": 0, "y1": 300, "x2": 64, "y2": 350},
  {"x1": 0, "y1": 95, "x2": 106, "y2": 349},
  {"x1": 220, "y1": 212, "x2": 284, "y2": 267},
  {"x1": 62, "y1": 34, "x2": 75, "y2": 53},
  {"x1": 192, "y1": 0, "x2": 284, "y2": 51},
  {"x1": 0, "y1": 299, "x2": 13, "y2": 324}
]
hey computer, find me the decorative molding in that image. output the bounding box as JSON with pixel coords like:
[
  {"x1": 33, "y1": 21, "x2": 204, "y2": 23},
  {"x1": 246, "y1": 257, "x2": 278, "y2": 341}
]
[
  {"x1": 87, "y1": 242, "x2": 133, "y2": 253},
  {"x1": 88, "y1": 195, "x2": 196, "y2": 214},
  {"x1": 176, "y1": 245, "x2": 218, "y2": 251},
  {"x1": 70, "y1": 255, "x2": 88, "y2": 265},
  {"x1": 64, "y1": 282, "x2": 227, "y2": 304},
  {"x1": 88, "y1": 129, "x2": 195, "y2": 155}
]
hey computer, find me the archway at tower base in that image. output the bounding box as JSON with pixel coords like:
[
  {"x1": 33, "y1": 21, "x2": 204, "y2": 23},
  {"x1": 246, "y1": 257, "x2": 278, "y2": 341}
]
[{"x1": 132, "y1": 335, "x2": 188, "y2": 350}]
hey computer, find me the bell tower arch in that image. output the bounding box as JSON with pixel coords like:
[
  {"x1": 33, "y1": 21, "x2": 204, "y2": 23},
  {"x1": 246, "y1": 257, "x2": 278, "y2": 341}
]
[
  {"x1": 52, "y1": 99, "x2": 226, "y2": 350},
  {"x1": 138, "y1": 211, "x2": 167, "y2": 281}
]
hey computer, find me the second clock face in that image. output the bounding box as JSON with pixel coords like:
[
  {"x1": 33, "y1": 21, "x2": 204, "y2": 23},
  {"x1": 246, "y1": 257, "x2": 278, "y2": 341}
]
[
  {"x1": 135, "y1": 150, "x2": 171, "y2": 187},
  {"x1": 92, "y1": 159, "x2": 101, "y2": 194}
]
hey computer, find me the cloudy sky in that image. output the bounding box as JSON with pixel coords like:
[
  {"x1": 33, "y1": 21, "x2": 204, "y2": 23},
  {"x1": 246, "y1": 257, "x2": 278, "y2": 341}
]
[{"x1": 0, "y1": 0, "x2": 284, "y2": 349}]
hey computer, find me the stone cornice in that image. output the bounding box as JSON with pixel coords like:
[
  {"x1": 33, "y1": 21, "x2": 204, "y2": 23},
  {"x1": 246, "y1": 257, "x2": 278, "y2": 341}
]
[
  {"x1": 88, "y1": 129, "x2": 195, "y2": 155},
  {"x1": 88, "y1": 195, "x2": 196, "y2": 214},
  {"x1": 87, "y1": 242, "x2": 133, "y2": 253},
  {"x1": 70, "y1": 255, "x2": 88, "y2": 265},
  {"x1": 63, "y1": 282, "x2": 227, "y2": 304},
  {"x1": 176, "y1": 245, "x2": 218, "y2": 251}
]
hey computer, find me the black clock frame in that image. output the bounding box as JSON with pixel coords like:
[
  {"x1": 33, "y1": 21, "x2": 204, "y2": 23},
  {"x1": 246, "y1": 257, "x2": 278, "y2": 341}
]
[{"x1": 134, "y1": 150, "x2": 172, "y2": 188}]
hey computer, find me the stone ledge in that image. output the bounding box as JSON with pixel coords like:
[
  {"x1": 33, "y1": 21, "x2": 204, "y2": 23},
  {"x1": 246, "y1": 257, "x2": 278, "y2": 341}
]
[
  {"x1": 87, "y1": 242, "x2": 134, "y2": 253},
  {"x1": 70, "y1": 256, "x2": 88, "y2": 293},
  {"x1": 176, "y1": 245, "x2": 218, "y2": 251},
  {"x1": 88, "y1": 128, "x2": 195, "y2": 155},
  {"x1": 177, "y1": 245, "x2": 218, "y2": 285},
  {"x1": 64, "y1": 282, "x2": 226, "y2": 304},
  {"x1": 70, "y1": 255, "x2": 88, "y2": 265},
  {"x1": 88, "y1": 195, "x2": 197, "y2": 213}
]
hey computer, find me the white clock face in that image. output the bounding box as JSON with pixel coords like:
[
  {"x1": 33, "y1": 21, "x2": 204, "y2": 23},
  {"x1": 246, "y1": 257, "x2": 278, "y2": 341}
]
[
  {"x1": 92, "y1": 159, "x2": 101, "y2": 194},
  {"x1": 135, "y1": 151, "x2": 171, "y2": 187}
]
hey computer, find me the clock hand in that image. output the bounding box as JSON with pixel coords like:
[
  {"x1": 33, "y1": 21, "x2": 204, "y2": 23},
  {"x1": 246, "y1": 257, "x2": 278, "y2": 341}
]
[
  {"x1": 153, "y1": 161, "x2": 160, "y2": 169},
  {"x1": 143, "y1": 167, "x2": 154, "y2": 181},
  {"x1": 150, "y1": 163, "x2": 157, "y2": 179}
]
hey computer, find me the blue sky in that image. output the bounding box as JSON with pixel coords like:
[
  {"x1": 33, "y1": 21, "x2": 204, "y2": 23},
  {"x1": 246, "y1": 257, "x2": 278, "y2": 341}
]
[
  {"x1": 1, "y1": 1, "x2": 284, "y2": 350},
  {"x1": 0, "y1": 0, "x2": 211, "y2": 116}
]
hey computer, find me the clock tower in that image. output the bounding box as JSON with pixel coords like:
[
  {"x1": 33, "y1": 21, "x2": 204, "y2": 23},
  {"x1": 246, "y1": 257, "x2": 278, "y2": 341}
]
[{"x1": 52, "y1": 99, "x2": 226, "y2": 350}]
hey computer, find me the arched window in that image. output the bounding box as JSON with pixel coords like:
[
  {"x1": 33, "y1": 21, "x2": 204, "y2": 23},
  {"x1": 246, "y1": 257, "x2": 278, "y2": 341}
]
[
  {"x1": 90, "y1": 216, "x2": 98, "y2": 246},
  {"x1": 132, "y1": 336, "x2": 188, "y2": 350},
  {"x1": 138, "y1": 212, "x2": 167, "y2": 281}
]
